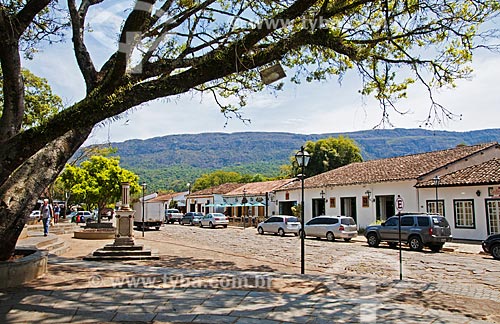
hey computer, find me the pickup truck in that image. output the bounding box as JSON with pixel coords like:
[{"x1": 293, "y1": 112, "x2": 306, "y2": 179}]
[{"x1": 165, "y1": 209, "x2": 183, "y2": 224}]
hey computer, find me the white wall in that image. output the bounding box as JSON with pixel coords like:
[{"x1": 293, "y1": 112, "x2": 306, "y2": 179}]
[{"x1": 417, "y1": 185, "x2": 496, "y2": 240}]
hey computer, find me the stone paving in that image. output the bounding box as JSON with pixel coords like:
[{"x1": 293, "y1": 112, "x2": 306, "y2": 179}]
[
  {"x1": 0, "y1": 256, "x2": 497, "y2": 323},
  {"x1": 3, "y1": 225, "x2": 498, "y2": 323}
]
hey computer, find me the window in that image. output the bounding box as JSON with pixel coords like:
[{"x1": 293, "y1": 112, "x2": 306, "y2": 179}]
[
  {"x1": 385, "y1": 218, "x2": 398, "y2": 227},
  {"x1": 417, "y1": 217, "x2": 430, "y2": 227},
  {"x1": 426, "y1": 200, "x2": 445, "y2": 216},
  {"x1": 306, "y1": 218, "x2": 322, "y2": 225},
  {"x1": 401, "y1": 217, "x2": 414, "y2": 226},
  {"x1": 454, "y1": 200, "x2": 475, "y2": 228},
  {"x1": 341, "y1": 218, "x2": 356, "y2": 225}
]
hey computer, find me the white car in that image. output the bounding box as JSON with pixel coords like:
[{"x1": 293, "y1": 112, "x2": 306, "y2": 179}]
[
  {"x1": 301, "y1": 216, "x2": 358, "y2": 242},
  {"x1": 200, "y1": 213, "x2": 229, "y2": 228},
  {"x1": 257, "y1": 215, "x2": 301, "y2": 236},
  {"x1": 29, "y1": 210, "x2": 41, "y2": 218}
]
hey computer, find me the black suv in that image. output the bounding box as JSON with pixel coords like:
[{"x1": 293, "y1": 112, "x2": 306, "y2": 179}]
[
  {"x1": 482, "y1": 234, "x2": 500, "y2": 260},
  {"x1": 365, "y1": 213, "x2": 452, "y2": 252}
]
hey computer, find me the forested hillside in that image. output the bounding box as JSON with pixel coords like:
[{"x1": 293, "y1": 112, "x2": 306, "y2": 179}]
[{"x1": 100, "y1": 128, "x2": 500, "y2": 191}]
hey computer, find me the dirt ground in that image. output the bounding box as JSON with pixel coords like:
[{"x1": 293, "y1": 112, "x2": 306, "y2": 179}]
[{"x1": 45, "y1": 226, "x2": 500, "y2": 323}]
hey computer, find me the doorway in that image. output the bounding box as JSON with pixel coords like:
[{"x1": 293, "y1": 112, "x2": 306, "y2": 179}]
[
  {"x1": 312, "y1": 199, "x2": 326, "y2": 217},
  {"x1": 279, "y1": 201, "x2": 296, "y2": 215},
  {"x1": 376, "y1": 195, "x2": 395, "y2": 221},
  {"x1": 340, "y1": 197, "x2": 357, "y2": 222},
  {"x1": 486, "y1": 199, "x2": 500, "y2": 235}
]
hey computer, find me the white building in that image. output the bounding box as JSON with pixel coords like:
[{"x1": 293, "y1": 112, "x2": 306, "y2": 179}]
[{"x1": 275, "y1": 142, "x2": 500, "y2": 240}]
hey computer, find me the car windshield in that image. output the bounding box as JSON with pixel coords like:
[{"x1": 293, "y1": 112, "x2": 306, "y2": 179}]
[
  {"x1": 212, "y1": 213, "x2": 225, "y2": 217},
  {"x1": 341, "y1": 218, "x2": 356, "y2": 225},
  {"x1": 286, "y1": 217, "x2": 299, "y2": 223}
]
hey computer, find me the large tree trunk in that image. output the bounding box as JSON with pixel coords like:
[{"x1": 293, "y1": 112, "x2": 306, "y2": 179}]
[{"x1": 0, "y1": 127, "x2": 91, "y2": 260}]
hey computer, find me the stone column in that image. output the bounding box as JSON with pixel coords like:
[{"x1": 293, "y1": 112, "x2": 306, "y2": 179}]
[{"x1": 114, "y1": 182, "x2": 136, "y2": 246}]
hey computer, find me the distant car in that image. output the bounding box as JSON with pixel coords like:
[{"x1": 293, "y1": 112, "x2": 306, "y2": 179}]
[
  {"x1": 300, "y1": 216, "x2": 358, "y2": 242},
  {"x1": 482, "y1": 234, "x2": 500, "y2": 260},
  {"x1": 70, "y1": 211, "x2": 94, "y2": 224},
  {"x1": 29, "y1": 210, "x2": 41, "y2": 218},
  {"x1": 165, "y1": 209, "x2": 184, "y2": 224},
  {"x1": 200, "y1": 213, "x2": 228, "y2": 228},
  {"x1": 364, "y1": 213, "x2": 452, "y2": 252},
  {"x1": 100, "y1": 208, "x2": 115, "y2": 221},
  {"x1": 181, "y1": 212, "x2": 204, "y2": 225},
  {"x1": 257, "y1": 215, "x2": 301, "y2": 237}
]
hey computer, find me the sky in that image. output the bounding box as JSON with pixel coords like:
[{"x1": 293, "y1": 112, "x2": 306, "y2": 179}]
[{"x1": 23, "y1": 2, "x2": 500, "y2": 146}]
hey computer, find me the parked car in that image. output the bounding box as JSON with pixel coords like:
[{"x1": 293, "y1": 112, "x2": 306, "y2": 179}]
[
  {"x1": 300, "y1": 216, "x2": 358, "y2": 241},
  {"x1": 29, "y1": 210, "x2": 41, "y2": 218},
  {"x1": 364, "y1": 213, "x2": 452, "y2": 252},
  {"x1": 257, "y1": 215, "x2": 301, "y2": 236},
  {"x1": 482, "y1": 234, "x2": 500, "y2": 260},
  {"x1": 165, "y1": 208, "x2": 184, "y2": 224},
  {"x1": 100, "y1": 208, "x2": 115, "y2": 221},
  {"x1": 200, "y1": 213, "x2": 228, "y2": 228},
  {"x1": 181, "y1": 212, "x2": 204, "y2": 225},
  {"x1": 69, "y1": 211, "x2": 94, "y2": 224}
]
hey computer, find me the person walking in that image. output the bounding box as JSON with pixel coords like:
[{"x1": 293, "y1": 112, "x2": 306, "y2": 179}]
[
  {"x1": 53, "y1": 203, "x2": 60, "y2": 224},
  {"x1": 39, "y1": 199, "x2": 53, "y2": 236}
]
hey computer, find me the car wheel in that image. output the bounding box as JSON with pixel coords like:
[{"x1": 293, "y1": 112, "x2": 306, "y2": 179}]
[
  {"x1": 430, "y1": 243, "x2": 444, "y2": 253},
  {"x1": 278, "y1": 228, "x2": 285, "y2": 237},
  {"x1": 189, "y1": 221, "x2": 193, "y2": 226},
  {"x1": 408, "y1": 236, "x2": 423, "y2": 251},
  {"x1": 326, "y1": 232, "x2": 335, "y2": 242},
  {"x1": 491, "y1": 244, "x2": 500, "y2": 260},
  {"x1": 210, "y1": 222, "x2": 215, "y2": 229},
  {"x1": 367, "y1": 233, "x2": 380, "y2": 247},
  {"x1": 298, "y1": 229, "x2": 304, "y2": 239},
  {"x1": 343, "y1": 238, "x2": 352, "y2": 242},
  {"x1": 258, "y1": 227, "x2": 264, "y2": 235},
  {"x1": 200, "y1": 222, "x2": 203, "y2": 228},
  {"x1": 223, "y1": 225, "x2": 227, "y2": 228},
  {"x1": 155, "y1": 226, "x2": 160, "y2": 231},
  {"x1": 388, "y1": 242, "x2": 398, "y2": 249}
]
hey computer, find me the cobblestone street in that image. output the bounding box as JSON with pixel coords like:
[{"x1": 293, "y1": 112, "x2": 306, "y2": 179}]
[
  {"x1": 139, "y1": 224, "x2": 499, "y2": 298},
  {"x1": 3, "y1": 223, "x2": 498, "y2": 323}
]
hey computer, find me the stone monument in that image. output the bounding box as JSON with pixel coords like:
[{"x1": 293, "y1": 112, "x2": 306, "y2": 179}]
[{"x1": 84, "y1": 182, "x2": 159, "y2": 260}]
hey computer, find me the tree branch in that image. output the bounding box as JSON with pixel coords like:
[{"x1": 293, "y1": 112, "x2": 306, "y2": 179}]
[
  {"x1": 68, "y1": 0, "x2": 101, "y2": 92},
  {"x1": 13, "y1": 0, "x2": 52, "y2": 38}
]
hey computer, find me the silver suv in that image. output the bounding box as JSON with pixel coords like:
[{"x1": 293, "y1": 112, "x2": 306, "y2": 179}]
[
  {"x1": 364, "y1": 213, "x2": 452, "y2": 252},
  {"x1": 257, "y1": 215, "x2": 301, "y2": 236}
]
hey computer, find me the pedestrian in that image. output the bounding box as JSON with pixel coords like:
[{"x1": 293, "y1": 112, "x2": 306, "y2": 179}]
[
  {"x1": 39, "y1": 199, "x2": 53, "y2": 236},
  {"x1": 53, "y1": 203, "x2": 60, "y2": 224}
]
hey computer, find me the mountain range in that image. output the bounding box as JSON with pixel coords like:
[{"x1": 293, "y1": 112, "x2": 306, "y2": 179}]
[{"x1": 106, "y1": 128, "x2": 500, "y2": 192}]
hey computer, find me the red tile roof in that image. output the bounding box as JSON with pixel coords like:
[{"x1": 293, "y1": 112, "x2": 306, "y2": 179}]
[
  {"x1": 416, "y1": 158, "x2": 500, "y2": 187},
  {"x1": 224, "y1": 178, "x2": 295, "y2": 196},
  {"x1": 148, "y1": 193, "x2": 180, "y2": 202},
  {"x1": 188, "y1": 183, "x2": 244, "y2": 197},
  {"x1": 281, "y1": 143, "x2": 498, "y2": 189}
]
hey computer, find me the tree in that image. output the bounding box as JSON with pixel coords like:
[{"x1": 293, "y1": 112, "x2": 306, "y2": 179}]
[
  {"x1": 0, "y1": 1, "x2": 498, "y2": 260},
  {"x1": 59, "y1": 156, "x2": 141, "y2": 221},
  {"x1": 0, "y1": 68, "x2": 63, "y2": 129},
  {"x1": 288, "y1": 136, "x2": 363, "y2": 177},
  {"x1": 192, "y1": 170, "x2": 245, "y2": 191}
]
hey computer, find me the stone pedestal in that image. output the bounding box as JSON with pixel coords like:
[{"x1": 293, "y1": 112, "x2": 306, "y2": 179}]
[
  {"x1": 114, "y1": 210, "x2": 135, "y2": 246},
  {"x1": 84, "y1": 182, "x2": 159, "y2": 261}
]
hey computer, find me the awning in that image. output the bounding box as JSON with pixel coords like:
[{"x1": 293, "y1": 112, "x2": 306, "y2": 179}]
[
  {"x1": 205, "y1": 204, "x2": 216, "y2": 207},
  {"x1": 251, "y1": 202, "x2": 266, "y2": 207}
]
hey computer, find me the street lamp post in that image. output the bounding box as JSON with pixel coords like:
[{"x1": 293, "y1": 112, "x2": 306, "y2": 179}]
[
  {"x1": 433, "y1": 176, "x2": 440, "y2": 215},
  {"x1": 295, "y1": 146, "x2": 310, "y2": 275},
  {"x1": 187, "y1": 183, "x2": 191, "y2": 213},
  {"x1": 141, "y1": 182, "x2": 146, "y2": 237},
  {"x1": 242, "y1": 188, "x2": 248, "y2": 229}
]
